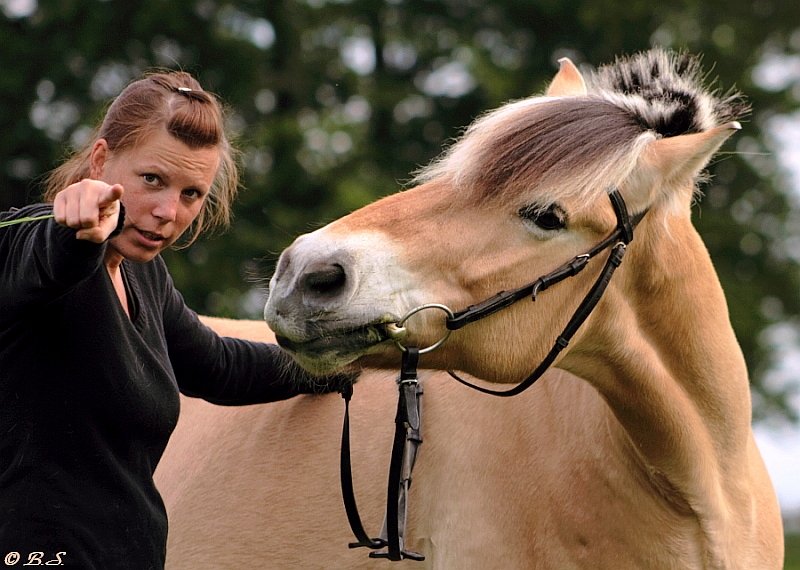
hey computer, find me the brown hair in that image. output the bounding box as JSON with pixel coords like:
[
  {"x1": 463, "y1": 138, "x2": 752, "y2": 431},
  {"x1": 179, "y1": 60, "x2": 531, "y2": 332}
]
[{"x1": 43, "y1": 70, "x2": 239, "y2": 245}]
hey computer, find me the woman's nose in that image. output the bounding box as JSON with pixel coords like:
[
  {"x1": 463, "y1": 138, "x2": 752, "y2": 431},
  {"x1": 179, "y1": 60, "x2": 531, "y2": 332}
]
[{"x1": 153, "y1": 191, "x2": 180, "y2": 221}]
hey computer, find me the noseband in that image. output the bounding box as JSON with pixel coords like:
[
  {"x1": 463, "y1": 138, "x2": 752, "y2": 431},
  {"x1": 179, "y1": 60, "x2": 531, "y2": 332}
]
[{"x1": 340, "y1": 189, "x2": 647, "y2": 560}]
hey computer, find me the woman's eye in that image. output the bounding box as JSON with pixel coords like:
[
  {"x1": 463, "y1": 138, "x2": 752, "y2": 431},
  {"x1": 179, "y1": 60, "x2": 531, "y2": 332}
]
[
  {"x1": 519, "y1": 204, "x2": 566, "y2": 231},
  {"x1": 182, "y1": 188, "x2": 204, "y2": 199}
]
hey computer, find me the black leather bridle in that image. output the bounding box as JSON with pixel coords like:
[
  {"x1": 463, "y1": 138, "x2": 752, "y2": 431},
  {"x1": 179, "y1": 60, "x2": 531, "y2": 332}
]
[
  {"x1": 340, "y1": 189, "x2": 647, "y2": 560},
  {"x1": 444, "y1": 188, "x2": 646, "y2": 396}
]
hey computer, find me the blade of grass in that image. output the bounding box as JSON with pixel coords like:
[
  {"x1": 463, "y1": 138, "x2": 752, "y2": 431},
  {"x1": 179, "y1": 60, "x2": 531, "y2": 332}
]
[{"x1": 0, "y1": 214, "x2": 55, "y2": 228}]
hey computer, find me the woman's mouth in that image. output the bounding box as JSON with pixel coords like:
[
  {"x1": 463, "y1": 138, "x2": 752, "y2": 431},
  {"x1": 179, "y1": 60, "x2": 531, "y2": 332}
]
[{"x1": 135, "y1": 228, "x2": 167, "y2": 247}]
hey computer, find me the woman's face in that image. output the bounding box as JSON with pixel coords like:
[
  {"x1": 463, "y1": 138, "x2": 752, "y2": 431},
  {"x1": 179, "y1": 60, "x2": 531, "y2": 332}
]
[{"x1": 90, "y1": 128, "x2": 220, "y2": 265}]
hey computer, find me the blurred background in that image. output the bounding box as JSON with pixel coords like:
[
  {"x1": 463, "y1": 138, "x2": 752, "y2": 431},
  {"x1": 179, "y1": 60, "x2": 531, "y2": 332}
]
[{"x1": 1, "y1": 0, "x2": 798, "y2": 562}]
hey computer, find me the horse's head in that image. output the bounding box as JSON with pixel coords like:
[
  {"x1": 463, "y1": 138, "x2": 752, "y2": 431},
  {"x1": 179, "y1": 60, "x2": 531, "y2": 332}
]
[{"x1": 265, "y1": 49, "x2": 747, "y2": 380}]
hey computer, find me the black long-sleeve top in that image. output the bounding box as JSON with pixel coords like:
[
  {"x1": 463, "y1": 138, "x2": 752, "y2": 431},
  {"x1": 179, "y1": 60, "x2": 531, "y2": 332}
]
[{"x1": 0, "y1": 204, "x2": 311, "y2": 569}]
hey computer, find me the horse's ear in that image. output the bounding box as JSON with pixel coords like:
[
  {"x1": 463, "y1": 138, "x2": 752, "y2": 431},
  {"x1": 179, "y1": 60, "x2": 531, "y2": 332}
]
[
  {"x1": 546, "y1": 58, "x2": 587, "y2": 97},
  {"x1": 643, "y1": 122, "x2": 741, "y2": 184}
]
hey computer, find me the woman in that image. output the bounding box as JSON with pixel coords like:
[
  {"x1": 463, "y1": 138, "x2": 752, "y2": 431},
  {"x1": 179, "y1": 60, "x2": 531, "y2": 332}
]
[{"x1": 0, "y1": 71, "x2": 345, "y2": 569}]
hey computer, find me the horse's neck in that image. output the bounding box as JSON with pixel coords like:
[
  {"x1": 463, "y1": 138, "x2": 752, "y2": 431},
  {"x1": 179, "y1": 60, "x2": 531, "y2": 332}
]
[
  {"x1": 627, "y1": 214, "x2": 752, "y2": 446},
  {"x1": 562, "y1": 213, "x2": 754, "y2": 561}
]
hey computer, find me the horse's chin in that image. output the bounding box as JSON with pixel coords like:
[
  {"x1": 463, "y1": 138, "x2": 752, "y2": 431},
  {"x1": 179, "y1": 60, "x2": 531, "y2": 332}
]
[{"x1": 286, "y1": 351, "x2": 358, "y2": 376}]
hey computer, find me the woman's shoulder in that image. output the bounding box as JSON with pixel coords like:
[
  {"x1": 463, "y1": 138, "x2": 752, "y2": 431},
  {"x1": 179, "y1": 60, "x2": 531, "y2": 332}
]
[{"x1": 1, "y1": 203, "x2": 75, "y2": 256}]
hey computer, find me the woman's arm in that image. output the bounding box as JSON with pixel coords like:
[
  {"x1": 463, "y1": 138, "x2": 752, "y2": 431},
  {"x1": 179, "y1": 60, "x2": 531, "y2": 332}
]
[
  {"x1": 1, "y1": 182, "x2": 123, "y2": 324},
  {"x1": 160, "y1": 267, "x2": 353, "y2": 405},
  {"x1": 0, "y1": 205, "x2": 107, "y2": 324}
]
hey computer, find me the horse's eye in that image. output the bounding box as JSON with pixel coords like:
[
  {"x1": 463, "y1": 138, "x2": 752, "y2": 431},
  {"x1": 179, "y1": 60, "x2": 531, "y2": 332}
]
[{"x1": 519, "y1": 204, "x2": 566, "y2": 231}]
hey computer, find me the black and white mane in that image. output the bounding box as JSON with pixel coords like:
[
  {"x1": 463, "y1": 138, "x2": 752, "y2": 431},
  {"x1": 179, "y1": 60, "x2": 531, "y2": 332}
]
[
  {"x1": 412, "y1": 49, "x2": 749, "y2": 208},
  {"x1": 588, "y1": 49, "x2": 749, "y2": 137}
]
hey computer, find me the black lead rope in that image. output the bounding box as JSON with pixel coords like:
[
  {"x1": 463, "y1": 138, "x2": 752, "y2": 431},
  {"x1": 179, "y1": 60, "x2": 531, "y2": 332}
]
[{"x1": 340, "y1": 347, "x2": 425, "y2": 562}]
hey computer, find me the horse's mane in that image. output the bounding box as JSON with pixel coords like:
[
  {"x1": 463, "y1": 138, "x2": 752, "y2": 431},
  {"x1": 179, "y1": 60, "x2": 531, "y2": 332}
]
[
  {"x1": 588, "y1": 49, "x2": 749, "y2": 137},
  {"x1": 412, "y1": 49, "x2": 749, "y2": 209}
]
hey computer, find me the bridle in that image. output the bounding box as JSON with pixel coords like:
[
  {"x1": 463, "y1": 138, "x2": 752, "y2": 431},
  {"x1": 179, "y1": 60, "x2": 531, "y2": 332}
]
[
  {"x1": 443, "y1": 188, "x2": 646, "y2": 396},
  {"x1": 340, "y1": 189, "x2": 647, "y2": 560}
]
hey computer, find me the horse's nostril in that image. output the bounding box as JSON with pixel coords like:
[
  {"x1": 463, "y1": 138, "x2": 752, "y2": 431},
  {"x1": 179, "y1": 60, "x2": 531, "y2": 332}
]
[{"x1": 302, "y1": 263, "x2": 347, "y2": 296}]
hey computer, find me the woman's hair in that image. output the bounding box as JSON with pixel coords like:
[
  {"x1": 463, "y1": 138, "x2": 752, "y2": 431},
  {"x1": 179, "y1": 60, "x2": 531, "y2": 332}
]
[{"x1": 43, "y1": 70, "x2": 239, "y2": 245}]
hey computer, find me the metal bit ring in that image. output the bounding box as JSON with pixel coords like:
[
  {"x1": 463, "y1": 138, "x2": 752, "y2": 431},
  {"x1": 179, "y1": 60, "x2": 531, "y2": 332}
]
[{"x1": 393, "y1": 303, "x2": 455, "y2": 354}]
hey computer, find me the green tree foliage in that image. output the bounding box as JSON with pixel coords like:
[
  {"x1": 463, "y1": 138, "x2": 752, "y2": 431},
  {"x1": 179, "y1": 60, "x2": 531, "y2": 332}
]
[{"x1": 2, "y1": 0, "x2": 799, "y2": 420}]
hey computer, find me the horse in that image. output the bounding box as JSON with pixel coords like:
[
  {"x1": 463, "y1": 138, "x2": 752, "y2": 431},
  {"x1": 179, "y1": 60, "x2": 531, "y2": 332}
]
[{"x1": 155, "y1": 49, "x2": 784, "y2": 568}]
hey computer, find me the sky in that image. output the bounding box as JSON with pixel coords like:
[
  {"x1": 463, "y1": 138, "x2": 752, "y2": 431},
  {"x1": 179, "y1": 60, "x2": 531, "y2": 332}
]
[{"x1": 755, "y1": 426, "x2": 800, "y2": 513}]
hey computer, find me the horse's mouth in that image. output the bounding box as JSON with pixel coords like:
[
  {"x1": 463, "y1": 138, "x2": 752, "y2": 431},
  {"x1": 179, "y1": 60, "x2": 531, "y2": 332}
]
[{"x1": 275, "y1": 321, "x2": 404, "y2": 358}]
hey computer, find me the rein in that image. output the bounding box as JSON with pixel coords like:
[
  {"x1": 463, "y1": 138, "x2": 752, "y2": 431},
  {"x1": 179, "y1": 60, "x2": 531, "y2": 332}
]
[
  {"x1": 339, "y1": 189, "x2": 645, "y2": 560},
  {"x1": 340, "y1": 348, "x2": 425, "y2": 561}
]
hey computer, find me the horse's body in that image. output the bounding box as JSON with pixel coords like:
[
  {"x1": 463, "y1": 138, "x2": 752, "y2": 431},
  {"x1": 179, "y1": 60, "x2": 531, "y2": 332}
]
[
  {"x1": 156, "y1": 50, "x2": 783, "y2": 568},
  {"x1": 161, "y1": 321, "x2": 755, "y2": 569}
]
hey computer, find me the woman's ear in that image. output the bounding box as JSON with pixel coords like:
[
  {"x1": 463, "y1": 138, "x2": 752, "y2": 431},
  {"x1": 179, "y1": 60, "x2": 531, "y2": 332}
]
[{"x1": 89, "y1": 139, "x2": 110, "y2": 179}]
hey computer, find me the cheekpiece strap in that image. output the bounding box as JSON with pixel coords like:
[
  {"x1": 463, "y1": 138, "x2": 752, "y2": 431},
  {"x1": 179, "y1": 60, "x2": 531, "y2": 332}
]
[{"x1": 608, "y1": 189, "x2": 634, "y2": 244}]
